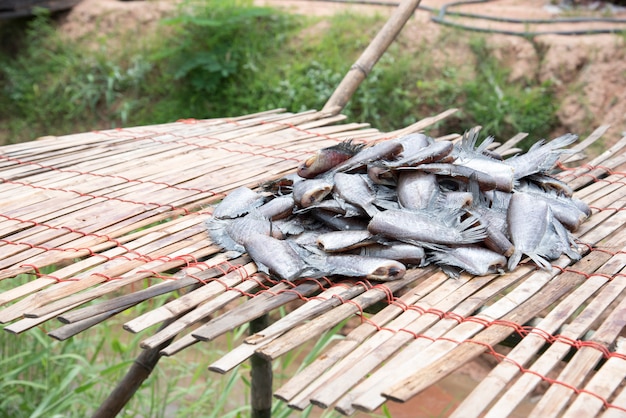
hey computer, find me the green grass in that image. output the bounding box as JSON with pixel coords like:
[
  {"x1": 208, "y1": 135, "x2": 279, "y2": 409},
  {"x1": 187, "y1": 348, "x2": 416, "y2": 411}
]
[{"x1": 0, "y1": 0, "x2": 559, "y2": 146}]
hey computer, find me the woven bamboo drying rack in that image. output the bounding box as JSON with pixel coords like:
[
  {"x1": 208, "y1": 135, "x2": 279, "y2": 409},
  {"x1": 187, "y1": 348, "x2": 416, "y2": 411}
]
[
  {"x1": 2, "y1": 107, "x2": 626, "y2": 417},
  {"x1": 2, "y1": 0, "x2": 626, "y2": 416}
]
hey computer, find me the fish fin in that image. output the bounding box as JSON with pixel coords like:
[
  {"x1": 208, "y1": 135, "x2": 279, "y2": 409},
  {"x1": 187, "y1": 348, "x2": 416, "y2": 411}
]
[
  {"x1": 205, "y1": 218, "x2": 245, "y2": 253},
  {"x1": 527, "y1": 252, "x2": 553, "y2": 271},
  {"x1": 475, "y1": 135, "x2": 495, "y2": 154},
  {"x1": 254, "y1": 260, "x2": 270, "y2": 275},
  {"x1": 457, "y1": 216, "x2": 487, "y2": 244},
  {"x1": 507, "y1": 251, "x2": 523, "y2": 271}
]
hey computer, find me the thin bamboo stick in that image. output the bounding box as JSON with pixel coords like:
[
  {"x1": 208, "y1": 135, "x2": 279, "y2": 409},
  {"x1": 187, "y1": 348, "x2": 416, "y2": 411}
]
[{"x1": 322, "y1": 0, "x2": 423, "y2": 114}]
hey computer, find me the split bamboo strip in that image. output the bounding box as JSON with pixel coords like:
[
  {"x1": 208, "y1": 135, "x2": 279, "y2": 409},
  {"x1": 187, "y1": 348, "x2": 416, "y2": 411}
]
[
  {"x1": 304, "y1": 270, "x2": 501, "y2": 410},
  {"x1": 191, "y1": 280, "x2": 327, "y2": 342},
  {"x1": 450, "y1": 248, "x2": 626, "y2": 418},
  {"x1": 529, "y1": 292, "x2": 626, "y2": 417},
  {"x1": 255, "y1": 269, "x2": 429, "y2": 362},
  {"x1": 208, "y1": 284, "x2": 358, "y2": 373},
  {"x1": 561, "y1": 337, "x2": 626, "y2": 418},
  {"x1": 139, "y1": 273, "x2": 275, "y2": 350},
  {"x1": 601, "y1": 381, "x2": 626, "y2": 418},
  {"x1": 56, "y1": 254, "x2": 248, "y2": 324},
  {"x1": 123, "y1": 262, "x2": 260, "y2": 333},
  {"x1": 272, "y1": 266, "x2": 442, "y2": 403}
]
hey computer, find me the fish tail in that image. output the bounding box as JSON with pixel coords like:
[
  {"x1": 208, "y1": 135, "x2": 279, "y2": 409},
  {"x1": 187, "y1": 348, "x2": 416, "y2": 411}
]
[
  {"x1": 548, "y1": 133, "x2": 578, "y2": 150},
  {"x1": 456, "y1": 216, "x2": 487, "y2": 243},
  {"x1": 527, "y1": 252, "x2": 553, "y2": 271},
  {"x1": 459, "y1": 224, "x2": 488, "y2": 243}
]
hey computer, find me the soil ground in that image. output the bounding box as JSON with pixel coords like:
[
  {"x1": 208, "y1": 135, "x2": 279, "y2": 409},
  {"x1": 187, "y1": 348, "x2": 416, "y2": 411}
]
[{"x1": 59, "y1": 0, "x2": 626, "y2": 149}]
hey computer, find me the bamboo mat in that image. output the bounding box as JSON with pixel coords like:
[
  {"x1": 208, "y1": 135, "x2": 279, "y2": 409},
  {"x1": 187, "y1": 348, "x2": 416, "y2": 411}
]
[{"x1": 1, "y1": 108, "x2": 625, "y2": 416}]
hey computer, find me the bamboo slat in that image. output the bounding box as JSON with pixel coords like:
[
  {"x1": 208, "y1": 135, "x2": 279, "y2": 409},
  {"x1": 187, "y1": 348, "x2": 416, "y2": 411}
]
[{"x1": 0, "y1": 108, "x2": 625, "y2": 417}]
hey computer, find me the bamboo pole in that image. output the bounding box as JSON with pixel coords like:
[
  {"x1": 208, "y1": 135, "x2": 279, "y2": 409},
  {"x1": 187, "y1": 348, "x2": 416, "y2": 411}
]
[
  {"x1": 250, "y1": 314, "x2": 273, "y2": 418},
  {"x1": 321, "y1": 0, "x2": 422, "y2": 114},
  {"x1": 92, "y1": 315, "x2": 181, "y2": 418}
]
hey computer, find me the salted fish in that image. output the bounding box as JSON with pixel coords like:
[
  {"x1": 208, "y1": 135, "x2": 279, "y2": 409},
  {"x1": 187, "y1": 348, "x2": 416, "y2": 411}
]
[
  {"x1": 333, "y1": 172, "x2": 380, "y2": 217},
  {"x1": 297, "y1": 140, "x2": 364, "y2": 179},
  {"x1": 244, "y1": 234, "x2": 308, "y2": 281},
  {"x1": 316, "y1": 230, "x2": 376, "y2": 252},
  {"x1": 359, "y1": 242, "x2": 426, "y2": 266},
  {"x1": 212, "y1": 186, "x2": 265, "y2": 219},
  {"x1": 292, "y1": 178, "x2": 333, "y2": 208},
  {"x1": 454, "y1": 129, "x2": 515, "y2": 192},
  {"x1": 307, "y1": 254, "x2": 406, "y2": 281},
  {"x1": 396, "y1": 170, "x2": 440, "y2": 210},
  {"x1": 368, "y1": 209, "x2": 486, "y2": 246},
  {"x1": 505, "y1": 133, "x2": 577, "y2": 179},
  {"x1": 430, "y1": 246, "x2": 507, "y2": 277}
]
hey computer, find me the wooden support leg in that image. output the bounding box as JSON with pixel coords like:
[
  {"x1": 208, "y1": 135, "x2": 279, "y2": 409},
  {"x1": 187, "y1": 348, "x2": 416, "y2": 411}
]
[
  {"x1": 250, "y1": 314, "x2": 272, "y2": 418},
  {"x1": 92, "y1": 317, "x2": 179, "y2": 418}
]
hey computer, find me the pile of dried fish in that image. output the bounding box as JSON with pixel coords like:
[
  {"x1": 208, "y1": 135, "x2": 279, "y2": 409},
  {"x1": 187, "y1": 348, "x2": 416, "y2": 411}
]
[{"x1": 206, "y1": 129, "x2": 590, "y2": 281}]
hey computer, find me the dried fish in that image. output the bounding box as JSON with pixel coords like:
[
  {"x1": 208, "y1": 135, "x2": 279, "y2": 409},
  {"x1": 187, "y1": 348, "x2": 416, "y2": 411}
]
[
  {"x1": 212, "y1": 186, "x2": 265, "y2": 219},
  {"x1": 256, "y1": 195, "x2": 295, "y2": 220},
  {"x1": 505, "y1": 133, "x2": 577, "y2": 179},
  {"x1": 430, "y1": 246, "x2": 507, "y2": 277},
  {"x1": 507, "y1": 192, "x2": 553, "y2": 271},
  {"x1": 333, "y1": 173, "x2": 380, "y2": 217},
  {"x1": 396, "y1": 171, "x2": 440, "y2": 210},
  {"x1": 297, "y1": 140, "x2": 364, "y2": 179},
  {"x1": 207, "y1": 126, "x2": 588, "y2": 282},
  {"x1": 244, "y1": 234, "x2": 308, "y2": 281},
  {"x1": 454, "y1": 129, "x2": 516, "y2": 192},
  {"x1": 307, "y1": 254, "x2": 406, "y2": 281},
  {"x1": 384, "y1": 140, "x2": 454, "y2": 168},
  {"x1": 316, "y1": 230, "x2": 376, "y2": 252},
  {"x1": 292, "y1": 178, "x2": 333, "y2": 208},
  {"x1": 368, "y1": 209, "x2": 486, "y2": 246},
  {"x1": 359, "y1": 242, "x2": 426, "y2": 266}
]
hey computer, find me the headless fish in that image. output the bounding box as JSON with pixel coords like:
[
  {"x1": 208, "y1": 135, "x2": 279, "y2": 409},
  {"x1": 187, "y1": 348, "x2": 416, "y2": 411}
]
[
  {"x1": 297, "y1": 139, "x2": 365, "y2": 179},
  {"x1": 294, "y1": 197, "x2": 365, "y2": 218},
  {"x1": 256, "y1": 195, "x2": 295, "y2": 220},
  {"x1": 430, "y1": 245, "x2": 507, "y2": 277},
  {"x1": 396, "y1": 133, "x2": 433, "y2": 159},
  {"x1": 367, "y1": 163, "x2": 396, "y2": 186},
  {"x1": 316, "y1": 230, "x2": 376, "y2": 252},
  {"x1": 244, "y1": 233, "x2": 307, "y2": 281},
  {"x1": 507, "y1": 192, "x2": 553, "y2": 271},
  {"x1": 333, "y1": 172, "x2": 380, "y2": 217},
  {"x1": 310, "y1": 209, "x2": 369, "y2": 231},
  {"x1": 368, "y1": 209, "x2": 486, "y2": 246},
  {"x1": 396, "y1": 170, "x2": 440, "y2": 210},
  {"x1": 359, "y1": 242, "x2": 426, "y2": 266},
  {"x1": 413, "y1": 163, "x2": 497, "y2": 191},
  {"x1": 517, "y1": 182, "x2": 590, "y2": 231},
  {"x1": 505, "y1": 133, "x2": 577, "y2": 179},
  {"x1": 212, "y1": 187, "x2": 266, "y2": 219},
  {"x1": 292, "y1": 178, "x2": 333, "y2": 208},
  {"x1": 454, "y1": 129, "x2": 515, "y2": 192},
  {"x1": 307, "y1": 254, "x2": 406, "y2": 281},
  {"x1": 526, "y1": 173, "x2": 574, "y2": 197},
  {"x1": 384, "y1": 140, "x2": 454, "y2": 168},
  {"x1": 206, "y1": 212, "x2": 280, "y2": 253}
]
